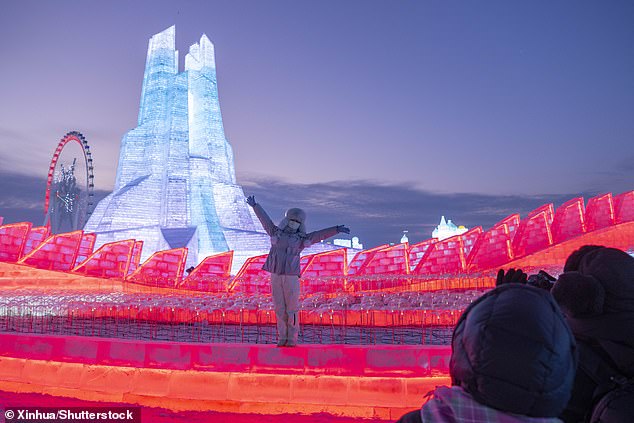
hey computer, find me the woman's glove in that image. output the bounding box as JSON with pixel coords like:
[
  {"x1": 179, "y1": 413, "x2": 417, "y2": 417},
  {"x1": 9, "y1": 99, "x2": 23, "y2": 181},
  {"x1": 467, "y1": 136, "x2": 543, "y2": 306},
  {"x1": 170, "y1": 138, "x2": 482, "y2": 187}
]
[{"x1": 246, "y1": 195, "x2": 257, "y2": 207}]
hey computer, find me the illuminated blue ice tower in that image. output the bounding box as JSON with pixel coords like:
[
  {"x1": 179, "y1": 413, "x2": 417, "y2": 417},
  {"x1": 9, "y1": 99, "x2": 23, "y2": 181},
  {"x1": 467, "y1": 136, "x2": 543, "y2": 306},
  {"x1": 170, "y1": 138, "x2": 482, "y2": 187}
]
[{"x1": 85, "y1": 26, "x2": 270, "y2": 270}]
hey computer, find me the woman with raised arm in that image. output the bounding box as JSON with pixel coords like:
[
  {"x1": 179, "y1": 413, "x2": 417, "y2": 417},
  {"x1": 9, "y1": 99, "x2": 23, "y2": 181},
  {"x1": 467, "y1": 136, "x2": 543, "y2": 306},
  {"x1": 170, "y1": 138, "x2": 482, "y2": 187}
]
[{"x1": 246, "y1": 195, "x2": 350, "y2": 347}]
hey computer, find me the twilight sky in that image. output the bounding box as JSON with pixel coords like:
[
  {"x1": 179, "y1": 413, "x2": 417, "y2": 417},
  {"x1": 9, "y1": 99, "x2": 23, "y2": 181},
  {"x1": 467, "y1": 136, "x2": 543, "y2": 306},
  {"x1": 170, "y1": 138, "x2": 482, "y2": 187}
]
[{"x1": 0, "y1": 1, "x2": 633, "y2": 247}]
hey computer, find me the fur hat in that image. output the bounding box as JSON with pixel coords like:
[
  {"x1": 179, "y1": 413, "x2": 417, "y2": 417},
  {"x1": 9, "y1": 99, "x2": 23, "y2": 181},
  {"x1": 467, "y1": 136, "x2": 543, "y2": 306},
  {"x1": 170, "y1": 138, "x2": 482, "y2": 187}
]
[
  {"x1": 554, "y1": 247, "x2": 634, "y2": 315},
  {"x1": 285, "y1": 208, "x2": 306, "y2": 224},
  {"x1": 551, "y1": 272, "x2": 605, "y2": 317},
  {"x1": 563, "y1": 245, "x2": 603, "y2": 272},
  {"x1": 278, "y1": 208, "x2": 307, "y2": 233}
]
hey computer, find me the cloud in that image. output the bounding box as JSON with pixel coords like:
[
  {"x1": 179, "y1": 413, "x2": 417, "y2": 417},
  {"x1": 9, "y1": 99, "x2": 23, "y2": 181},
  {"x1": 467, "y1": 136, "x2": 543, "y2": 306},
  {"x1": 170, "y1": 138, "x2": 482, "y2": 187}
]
[
  {"x1": 0, "y1": 171, "x2": 47, "y2": 225},
  {"x1": 239, "y1": 176, "x2": 580, "y2": 247},
  {"x1": 0, "y1": 168, "x2": 602, "y2": 248},
  {"x1": 563, "y1": 154, "x2": 634, "y2": 196},
  {"x1": 0, "y1": 170, "x2": 109, "y2": 228},
  {"x1": 0, "y1": 127, "x2": 56, "y2": 178},
  {"x1": 0, "y1": 125, "x2": 122, "y2": 191}
]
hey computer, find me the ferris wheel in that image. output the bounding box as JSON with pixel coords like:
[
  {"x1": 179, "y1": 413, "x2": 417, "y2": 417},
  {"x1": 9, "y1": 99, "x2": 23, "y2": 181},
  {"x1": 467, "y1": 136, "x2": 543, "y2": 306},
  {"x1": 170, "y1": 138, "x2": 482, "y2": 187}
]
[{"x1": 44, "y1": 131, "x2": 95, "y2": 234}]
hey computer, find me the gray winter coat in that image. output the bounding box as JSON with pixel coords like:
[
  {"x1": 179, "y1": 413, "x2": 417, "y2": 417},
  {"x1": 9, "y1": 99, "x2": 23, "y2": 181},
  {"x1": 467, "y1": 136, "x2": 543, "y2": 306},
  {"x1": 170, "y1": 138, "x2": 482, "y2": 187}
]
[{"x1": 253, "y1": 203, "x2": 339, "y2": 276}]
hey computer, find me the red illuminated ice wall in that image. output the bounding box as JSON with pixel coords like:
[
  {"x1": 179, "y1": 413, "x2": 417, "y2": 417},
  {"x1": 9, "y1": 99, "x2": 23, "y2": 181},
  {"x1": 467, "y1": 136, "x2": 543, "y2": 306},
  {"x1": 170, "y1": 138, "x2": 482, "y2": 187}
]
[
  {"x1": 127, "y1": 248, "x2": 188, "y2": 288},
  {"x1": 19, "y1": 230, "x2": 83, "y2": 271},
  {"x1": 300, "y1": 249, "x2": 347, "y2": 294},
  {"x1": 0, "y1": 222, "x2": 31, "y2": 262},
  {"x1": 1, "y1": 191, "x2": 634, "y2": 293},
  {"x1": 72, "y1": 239, "x2": 136, "y2": 278},
  {"x1": 180, "y1": 251, "x2": 233, "y2": 291},
  {"x1": 22, "y1": 226, "x2": 50, "y2": 256}
]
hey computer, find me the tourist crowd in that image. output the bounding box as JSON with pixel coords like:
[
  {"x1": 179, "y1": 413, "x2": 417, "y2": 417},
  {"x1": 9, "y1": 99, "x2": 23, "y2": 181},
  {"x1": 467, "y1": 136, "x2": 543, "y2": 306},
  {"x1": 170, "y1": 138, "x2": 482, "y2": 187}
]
[{"x1": 397, "y1": 245, "x2": 634, "y2": 423}]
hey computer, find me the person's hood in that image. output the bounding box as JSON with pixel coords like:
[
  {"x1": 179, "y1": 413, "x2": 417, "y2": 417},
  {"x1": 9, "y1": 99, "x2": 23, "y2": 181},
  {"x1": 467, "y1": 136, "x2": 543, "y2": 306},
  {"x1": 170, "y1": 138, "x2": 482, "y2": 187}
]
[
  {"x1": 450, "y1": 284, "x2": 577, "y2": 417},
  {"x1": 420, "y1": 386, "x2": 564, "y2": 423}
]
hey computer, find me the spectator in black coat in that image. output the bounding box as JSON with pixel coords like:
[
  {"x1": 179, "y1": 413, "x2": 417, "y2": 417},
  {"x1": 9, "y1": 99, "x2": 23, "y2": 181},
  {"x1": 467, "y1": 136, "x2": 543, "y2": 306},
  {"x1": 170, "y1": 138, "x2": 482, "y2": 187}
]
[
  {"x1": 552, "y1": 246, "x2": 634, "y2": 422},
  {"x1": 397, "y1": 274, "x2": 577, "y2": 423}
]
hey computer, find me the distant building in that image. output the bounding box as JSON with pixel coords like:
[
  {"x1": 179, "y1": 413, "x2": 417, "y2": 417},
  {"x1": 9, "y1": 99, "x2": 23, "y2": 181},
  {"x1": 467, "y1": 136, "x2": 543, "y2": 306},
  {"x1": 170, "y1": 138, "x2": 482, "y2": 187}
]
[
  {"x1": 432, "y1": 216, "x2": 468, "y2": 240},
  {"x1": 333, "y1": 236, "x2": 363, "y2": 250}
]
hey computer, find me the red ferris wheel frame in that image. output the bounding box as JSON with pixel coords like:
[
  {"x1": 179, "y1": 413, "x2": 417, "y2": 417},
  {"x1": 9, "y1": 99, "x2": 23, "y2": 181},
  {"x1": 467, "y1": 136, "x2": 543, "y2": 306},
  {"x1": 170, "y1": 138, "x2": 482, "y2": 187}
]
[{"x1": 44, "y1": 131, "x2": 95, "y2": 221}]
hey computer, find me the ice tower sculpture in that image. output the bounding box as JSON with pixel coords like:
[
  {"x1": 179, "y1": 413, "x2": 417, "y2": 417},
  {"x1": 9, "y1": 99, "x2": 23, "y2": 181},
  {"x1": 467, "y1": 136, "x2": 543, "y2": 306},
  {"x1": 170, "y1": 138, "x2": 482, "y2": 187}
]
[{"x1": 85, "y1": 26, "x2": 272, "y2": 270}]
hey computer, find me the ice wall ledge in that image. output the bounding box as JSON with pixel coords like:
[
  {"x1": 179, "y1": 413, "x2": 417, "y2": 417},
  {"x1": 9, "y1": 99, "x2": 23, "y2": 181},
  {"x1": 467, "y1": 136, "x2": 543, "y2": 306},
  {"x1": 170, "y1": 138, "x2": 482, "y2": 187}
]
[
  {"x1": 0, "y1": 332, "x2": 450, "y2": 378},
  {"x1": 0, "y1": 333, "x2": 451, "y2": 419}
]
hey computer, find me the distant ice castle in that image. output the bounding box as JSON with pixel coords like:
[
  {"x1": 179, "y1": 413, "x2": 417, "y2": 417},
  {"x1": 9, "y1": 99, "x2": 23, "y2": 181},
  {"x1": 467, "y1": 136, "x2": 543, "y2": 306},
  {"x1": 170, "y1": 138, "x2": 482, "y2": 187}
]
[
  {"x1": 432, "y1": 216, "x2": 468, "y2": 240},
  {"x1": 85, "y1": 26, "x2": 339, "y2": 271}
]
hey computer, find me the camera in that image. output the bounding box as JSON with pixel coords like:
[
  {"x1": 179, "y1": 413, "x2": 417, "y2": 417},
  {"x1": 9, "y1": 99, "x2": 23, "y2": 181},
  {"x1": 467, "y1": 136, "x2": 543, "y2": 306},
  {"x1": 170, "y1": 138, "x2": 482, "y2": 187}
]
[{"x1": 527, "y1": 270, "x2": 556, "y2": 290}]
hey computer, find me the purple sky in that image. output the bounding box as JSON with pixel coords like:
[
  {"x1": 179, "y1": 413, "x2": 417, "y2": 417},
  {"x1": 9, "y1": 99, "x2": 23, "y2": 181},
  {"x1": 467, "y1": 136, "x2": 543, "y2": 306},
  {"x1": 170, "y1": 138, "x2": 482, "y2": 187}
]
[{"x1": 0, "y1": 1, "x2": 633, "y2": 246}]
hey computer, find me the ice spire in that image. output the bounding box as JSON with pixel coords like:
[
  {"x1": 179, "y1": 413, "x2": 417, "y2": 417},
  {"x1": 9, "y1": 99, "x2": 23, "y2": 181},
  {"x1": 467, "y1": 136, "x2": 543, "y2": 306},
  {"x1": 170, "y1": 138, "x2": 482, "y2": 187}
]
[
  {"x1": 185, "y1": 34, "x2": 216, "y2": 71},
  {"x1": 85, "y1": 26, "x2": 271, "y2": 270},
  {"x1": 138, "y1": 26, "x2": 178, "y2": 126}
]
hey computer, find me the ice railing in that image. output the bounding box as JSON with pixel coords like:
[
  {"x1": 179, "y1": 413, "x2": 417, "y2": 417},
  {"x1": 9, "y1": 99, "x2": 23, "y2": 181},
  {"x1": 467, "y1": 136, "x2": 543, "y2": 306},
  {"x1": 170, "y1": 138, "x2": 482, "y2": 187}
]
[{"x1": 0, "y1": 288, "x2": 482, "y2": 344}]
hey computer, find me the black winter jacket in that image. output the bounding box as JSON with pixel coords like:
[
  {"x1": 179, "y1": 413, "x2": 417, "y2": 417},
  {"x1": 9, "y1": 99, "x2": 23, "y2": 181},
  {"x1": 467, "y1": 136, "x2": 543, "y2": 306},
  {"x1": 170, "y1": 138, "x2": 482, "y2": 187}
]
[
  {"x1": 451, "y1": 283, "x2": 577, "y2": 417},
  {"x1": 552, "y1": 247, "x2": 634, "y2": 423}
]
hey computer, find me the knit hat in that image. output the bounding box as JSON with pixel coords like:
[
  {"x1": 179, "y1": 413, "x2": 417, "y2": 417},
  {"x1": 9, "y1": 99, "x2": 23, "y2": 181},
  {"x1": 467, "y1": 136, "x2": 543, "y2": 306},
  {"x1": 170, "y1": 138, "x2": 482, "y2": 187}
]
[{"x1": 450, "y1": 283, "x2": 577, "y2": 417}]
